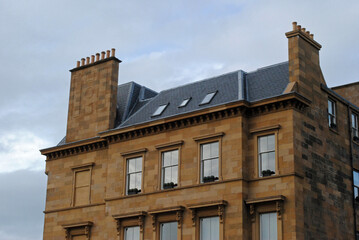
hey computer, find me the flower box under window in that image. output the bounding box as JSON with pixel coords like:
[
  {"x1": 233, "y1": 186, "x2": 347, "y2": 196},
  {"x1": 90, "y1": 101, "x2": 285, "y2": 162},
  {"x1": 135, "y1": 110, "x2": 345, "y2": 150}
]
[
  {"x1": 128, "y1": 188, "x2": 140, "y2": 195},
  {"x1": 330, "y1": 123, "x2": 337, "y2": 129},
  {"x1": 354, "y1": 136, "x2": 359, "y2": 142},
  {"x1": 163, "y1": 182, "x2": 177, "y2": 189},
  {"x1": 261, "y1": 170, "x2": 275, "y2": 177},
  {"x1": 203, "y1": 175, "x2": 219, "y2": 183}
]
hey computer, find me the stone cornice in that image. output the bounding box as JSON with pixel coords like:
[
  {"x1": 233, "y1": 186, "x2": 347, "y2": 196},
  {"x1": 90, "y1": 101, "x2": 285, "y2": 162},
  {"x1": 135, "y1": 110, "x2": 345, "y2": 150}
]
[{"x1": 40, "y1": 93, "x2": 309, "y2": 160}]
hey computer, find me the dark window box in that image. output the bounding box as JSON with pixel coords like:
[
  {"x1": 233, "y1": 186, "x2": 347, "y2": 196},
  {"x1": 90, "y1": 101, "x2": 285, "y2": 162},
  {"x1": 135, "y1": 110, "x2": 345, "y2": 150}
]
[
  {"x1": 261, "y1": 170, "x2": 275, "y2": 177},
  {"x1": 330, "y1": 123, "x2": 337, "y2": 129},
  {"x1": 203, "y1": 175, "x2": 219, "y2": 183},
  {"x1": 356, "y1": 196, "x2": 359, "y2": 202},
  {"x1": 127, "y1": 188, "x2": 140, "y2": 195},
  {"x1": 354, "y1": 136, "x2": 359, "y2": 142},
  {"x1": 163, "y1": 182, "x2": 177, "y2": 189}
]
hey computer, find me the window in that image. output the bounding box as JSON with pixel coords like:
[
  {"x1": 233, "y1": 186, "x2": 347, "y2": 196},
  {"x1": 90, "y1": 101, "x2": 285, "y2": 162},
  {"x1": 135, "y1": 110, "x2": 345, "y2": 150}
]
[
  {"x1": 201, "y1": 142, "x2": 219, "y2": 183},
  {"x1": 127, "y1": 157, "x2": 142, "y2": 195},
  {"x1": 352, "y1": 113, "x2": 358, "y2": 140},
  {"x1": 62, "y1": 221, "x2": 93, "y2": 240},
  {"x1": 71, "y1": 163, "x2": 93, "y2": 207},
  {"x1": 328, "y1": 99, "x2": 336, "y2": 128},
  {"x1": 258, "y1": 135, "x2": 275, "y2": 177},
  {"x1": 200, "y1": 217, "x2": 219, "y2": 240},
  {"x1": 124, "y1": 226, "x2": 140, "y2": 240},
  {"x1": 162, "y1": 150, "x2": 178, "y2": 189},
  {"x1": 354, "y1": 170, "x2": 359, "y2": 201},
  {"x1": 179, "y1": 98, "x2": 191, "y2": 108},
  {"x1": 153, "y1": 104, "x2": 168, "y2": 117},
  {"x1": 260, "y1": 212, "x2": 277, "y2": 240},
  {"x1": 160, "y1": 222, "x2": 177, "y2": 240},
  {"x1": 200, "y1": 92, "x2": 217, "y2": 105}
]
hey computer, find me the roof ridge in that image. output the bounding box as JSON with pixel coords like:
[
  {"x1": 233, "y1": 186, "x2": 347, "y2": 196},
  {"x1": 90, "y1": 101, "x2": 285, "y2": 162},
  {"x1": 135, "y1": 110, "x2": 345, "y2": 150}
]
[
  {"x1": 159, "y1": 69, "x2": 242, "y2": 93},
  {"x1": 247, "y1": 61, "x2": 288, "y2": 74}
]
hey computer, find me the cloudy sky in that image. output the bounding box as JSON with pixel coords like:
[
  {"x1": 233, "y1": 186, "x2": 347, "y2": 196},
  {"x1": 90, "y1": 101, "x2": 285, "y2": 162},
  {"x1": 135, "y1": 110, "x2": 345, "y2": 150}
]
[{"x1": 0, "y1": 0, "x2": 358, "y2": 239}]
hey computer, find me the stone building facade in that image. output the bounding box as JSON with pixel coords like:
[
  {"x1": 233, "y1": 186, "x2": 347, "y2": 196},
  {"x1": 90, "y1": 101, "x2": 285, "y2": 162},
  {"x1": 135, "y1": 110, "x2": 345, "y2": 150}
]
[{"x1": 40, "y1": 23, "x2": 359, "y2": 240}]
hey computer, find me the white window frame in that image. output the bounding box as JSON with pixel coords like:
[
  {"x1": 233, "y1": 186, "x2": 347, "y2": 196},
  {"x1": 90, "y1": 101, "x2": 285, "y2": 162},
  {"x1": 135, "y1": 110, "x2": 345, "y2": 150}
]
[
  {"x1": 160, "y1": 221, "x2": 178, "y2": 240},
  {"x1": 162, "y1": 149, "x2": 179, "y2": 189},
  {"x1": 200, "y1": 216, "x2": 219, "y2": 240},
  {"x1": 328, "y1": 99, "x2": 336, "y2": 127},
  {"x1": 126, "y1": 157, "x2": 142, "y2": 195},
  {"x1": 259, "y1": 212, "x2": 277, "y2": 240},
  {"x1": 352, "y1": 113, "x2": 358, "y2": 139},
  {"x1": 258, "y1": 134, "x2": 276, "y2": 177},
  {"x1": 124, "y1": 226, "x2": 140, "y2": 240},
  {"x1": 201, "y1": 141, "x2": 219, "y2": 183}
]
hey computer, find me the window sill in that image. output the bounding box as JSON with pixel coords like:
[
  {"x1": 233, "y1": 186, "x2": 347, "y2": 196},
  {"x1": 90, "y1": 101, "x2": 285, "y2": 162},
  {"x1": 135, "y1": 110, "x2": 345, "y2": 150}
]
[{"x1": 329, "y1": 127, "x2": 339, "y2": 135}]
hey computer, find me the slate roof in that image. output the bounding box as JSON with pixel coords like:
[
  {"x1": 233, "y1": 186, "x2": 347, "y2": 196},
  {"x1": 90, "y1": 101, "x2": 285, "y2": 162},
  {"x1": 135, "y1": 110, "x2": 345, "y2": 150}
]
[
  {"x1": 58, "y1": 61, "x2": 290, "y2": 145},
  {"x1": 116, "y1": 62, "x2": 290, "y2": 129}
]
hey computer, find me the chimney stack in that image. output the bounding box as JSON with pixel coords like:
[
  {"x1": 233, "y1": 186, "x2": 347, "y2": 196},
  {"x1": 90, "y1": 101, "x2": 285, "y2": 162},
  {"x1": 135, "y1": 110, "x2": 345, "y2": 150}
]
[
  {"x1": 286, "y1": 22, "x2": 326, "y2": 101},
  {"x1": 66, "y1": 49, "x2": 121, "y2": 143}
]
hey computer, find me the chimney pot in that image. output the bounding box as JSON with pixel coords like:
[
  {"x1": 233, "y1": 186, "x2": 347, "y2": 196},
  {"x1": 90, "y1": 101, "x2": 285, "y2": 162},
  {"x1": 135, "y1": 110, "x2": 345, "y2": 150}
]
[
  {"x1": 96, "y1": 53, "x2": 100, "y2": 61},
  {"x1": 86, "y1": 57, "x2": 90, "y2": 65},
  {"x1": 310, "y1": 34, "x2": 314, "y2": 39},
  {"x1": 77, "y1": 61, "x2": 80, "y2": 67},
  {"x1": 111, "y1": 48, "x2": 115, "y2": 57},
  {"x1": 106, "y1": 50, "x2": 110, "y2": 58},
  {"x1": 91, "y1": 55, "x2": 95, "y2": 63},
  {"x1": 297, "y1": 25, "x2": 301, "y2": 31},
  {"x1": 81, "y1": 58, "x2": 85, "y2": 66},
  {"x1": 101, "y1": 51, "x2": 106, "y2": 60},
  {"x1": 306, "y1": 31, "x2": 310, "y2": 35},
  {"x1": 292, "y1": 22, "x2": 297, "y2": 30},
  {"x1": 301, "y1": 28, "x2": 306, "y2": 33}
]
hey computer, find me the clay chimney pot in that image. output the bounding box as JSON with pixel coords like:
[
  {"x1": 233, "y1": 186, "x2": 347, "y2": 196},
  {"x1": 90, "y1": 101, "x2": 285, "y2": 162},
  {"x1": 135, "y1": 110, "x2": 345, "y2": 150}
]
[
  {"x1": 96, "y1": 53, "x2": 100, "y2": 61},
  {"x1": 86, "y1": 57, "x2": 90, "y2": 65},
  {"x1": 297, "y1": 25, "x2": 301, "y2": 31},
  {"x1": 106, "y1": 50, "x2": 110, "y2": 58},
  {"x1": 91, "y1": 55, "x2": 95, "y2": 63},
  {"x1": 111, "y1": 48, "x2": 115, "y2": 57},
  {"x1": 101, "y1": 51, "x2": 106, "y2": 60},
  {"x1": 292, "y1": 22, "x2": 297, "y2": 30},
  {"x1": 81, "y1": 58, "x2": 85, "y2": 66},
  {"x1": 76, "y1": 61, "x2": 80, "y2": 67}
]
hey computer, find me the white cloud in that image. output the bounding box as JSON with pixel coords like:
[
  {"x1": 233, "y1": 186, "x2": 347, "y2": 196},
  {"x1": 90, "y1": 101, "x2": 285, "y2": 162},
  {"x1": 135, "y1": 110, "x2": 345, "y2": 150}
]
[{"x1": 0, "y1": 131, "x2": 48, "y2": 173}]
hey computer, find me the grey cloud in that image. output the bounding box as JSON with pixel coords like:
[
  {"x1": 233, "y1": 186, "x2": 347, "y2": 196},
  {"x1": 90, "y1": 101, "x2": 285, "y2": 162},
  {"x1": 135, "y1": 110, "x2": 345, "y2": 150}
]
[
  {"x1": 0, "y1": 170, "x2": 47, "y2": 240},
  {"x1": 0, "y1": 0, "x2": 358, "y2": 239}
]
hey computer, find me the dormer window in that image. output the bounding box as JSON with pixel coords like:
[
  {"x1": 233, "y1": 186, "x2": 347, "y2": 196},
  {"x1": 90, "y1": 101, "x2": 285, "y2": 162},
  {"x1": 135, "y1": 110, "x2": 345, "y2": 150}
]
[
  {"x1": 152, "y1": 104, "x2": 168, "y2": 117},
  {"x1": 200, "y1": 91, "x2": 217, "y2": 105},
  {"x1": 179, "y1": 98, "x2": 191, "y2": 108}
]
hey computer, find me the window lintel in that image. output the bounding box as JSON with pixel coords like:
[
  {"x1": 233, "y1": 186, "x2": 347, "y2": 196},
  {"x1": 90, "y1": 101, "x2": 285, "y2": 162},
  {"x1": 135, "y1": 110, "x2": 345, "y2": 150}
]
[
  {"x1": 121, "y1": 148, "x2": 148, "y2": 157},
  {"x1": 245, "y1": 195, "x2": 285, "y2": 205},
  {"x1": 148, "y1": 206, "x2": 184, "y2": 215},
  {"x1": 155, "y1": 141, "x2": 184, "y2": 150},
  {"x1": 188, "y1": 200, "x2": 227, "y2": 210},
  {"x1": 193, "y1": 132, "x2": 224, "y2": 142},
  {"x1": 250, "y1": 125, "x2": 281, "y2": 134},
  {"x1": 70, "y1": 162, "x2": 94, "y2": 170}
]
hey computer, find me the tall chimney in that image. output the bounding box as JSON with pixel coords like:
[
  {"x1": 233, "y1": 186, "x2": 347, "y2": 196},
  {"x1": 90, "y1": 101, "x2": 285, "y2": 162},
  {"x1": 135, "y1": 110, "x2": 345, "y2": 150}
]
[
  {"x1": 66, "y1": 49, "x2": 121, "y2": 143},
  {"x1": 286, "y1": 22, "x2": 326, "y2": 101}
]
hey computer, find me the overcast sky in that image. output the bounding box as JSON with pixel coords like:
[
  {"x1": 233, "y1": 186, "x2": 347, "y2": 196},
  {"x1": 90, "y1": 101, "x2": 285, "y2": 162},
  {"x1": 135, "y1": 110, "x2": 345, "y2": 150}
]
[{"x1": 0, "y1": 0, "x2": 358, "y2": 239}]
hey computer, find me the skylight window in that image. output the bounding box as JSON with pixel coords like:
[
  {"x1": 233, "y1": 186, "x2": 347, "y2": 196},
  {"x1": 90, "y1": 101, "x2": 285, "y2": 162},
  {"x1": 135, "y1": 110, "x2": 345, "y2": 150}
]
[
  {"x1": 179, "y1": 98, "x2": 191, "y2": 108},
  {"x1": 152, "y1": 104, "x2": 168, "y2": 117},
  {"x1": 200, "y1": 91, "x2": 217, "y2": 105}
]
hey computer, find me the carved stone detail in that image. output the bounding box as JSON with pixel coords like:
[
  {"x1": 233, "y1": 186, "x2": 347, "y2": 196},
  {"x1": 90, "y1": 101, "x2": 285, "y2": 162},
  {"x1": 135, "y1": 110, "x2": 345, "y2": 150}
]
[
  {"x1": 138, "y1": 215, "x2": 145, "y2": 233},
  {"x1": 250, "y1": 204, "x2": 256, "y2": 223},
  {"x1": 276, "y1": 201, "x2": 283, "y2": 219},
  {"x1": 151, "y1": 214, "x2": 157, "y2": 231},
  {"x1": 218, "y1": 204, "x2": 225, "y2": 223},
  {"x1": 191, "y1": 209, "x2": 197, "y2": 227},
  {"x1": 176, "y1": 210, "x2": 183, "y2": 228}
]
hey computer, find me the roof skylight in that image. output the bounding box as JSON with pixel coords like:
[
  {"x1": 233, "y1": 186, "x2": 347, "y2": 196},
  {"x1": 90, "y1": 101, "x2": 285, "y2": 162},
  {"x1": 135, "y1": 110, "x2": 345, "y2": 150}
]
[
  {"x1": 152, "y1": 103, "x2": 168, "y2": 117},
  {"x1": 200, "y1": 91, "x2": 217, "y2": 105},
  {"x1": 179, "y1": 98, "x2": 191, "y2": 108}
]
